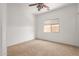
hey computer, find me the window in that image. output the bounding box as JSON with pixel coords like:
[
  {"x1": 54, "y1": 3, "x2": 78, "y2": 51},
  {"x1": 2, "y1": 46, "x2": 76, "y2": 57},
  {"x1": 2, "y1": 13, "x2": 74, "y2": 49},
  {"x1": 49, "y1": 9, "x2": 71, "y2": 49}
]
[
  {"x1": 44, "y1": 19, "x2": 60, "y2": 32},
  {"x1": 44, "y1": 24, "x2": 51, "y2": 32}
]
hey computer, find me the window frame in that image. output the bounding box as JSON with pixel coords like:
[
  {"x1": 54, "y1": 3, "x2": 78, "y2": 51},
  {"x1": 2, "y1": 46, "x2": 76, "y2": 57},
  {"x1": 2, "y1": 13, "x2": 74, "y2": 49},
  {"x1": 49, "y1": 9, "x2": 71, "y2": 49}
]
[{"x1": 43, "y1": 20, "x2": 60, "y2": 33}]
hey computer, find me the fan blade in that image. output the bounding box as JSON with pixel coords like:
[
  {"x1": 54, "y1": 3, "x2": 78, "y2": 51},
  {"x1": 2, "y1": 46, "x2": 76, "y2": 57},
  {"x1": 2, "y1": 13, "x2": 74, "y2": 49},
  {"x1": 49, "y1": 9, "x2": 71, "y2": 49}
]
[
  {"x1": 43, "y1": 4, "x2": 49, "y2": 10},
  {"x1": 29, "y1": 3, "x2": 38, "y2": 6}
]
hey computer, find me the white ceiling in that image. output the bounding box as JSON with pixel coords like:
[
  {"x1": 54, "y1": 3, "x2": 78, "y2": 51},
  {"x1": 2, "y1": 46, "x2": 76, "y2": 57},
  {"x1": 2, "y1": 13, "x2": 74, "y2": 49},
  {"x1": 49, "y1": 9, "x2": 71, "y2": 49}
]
[{"x1": 27, "y1": 3, "x2": 70, "y2": 14}]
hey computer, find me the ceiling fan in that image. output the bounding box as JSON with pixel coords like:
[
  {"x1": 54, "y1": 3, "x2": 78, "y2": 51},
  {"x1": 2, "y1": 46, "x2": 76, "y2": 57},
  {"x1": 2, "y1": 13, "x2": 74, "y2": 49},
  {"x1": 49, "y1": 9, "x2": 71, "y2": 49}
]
[{"x1": 29, "y1": 3, "x2": 49, "y2": 11}]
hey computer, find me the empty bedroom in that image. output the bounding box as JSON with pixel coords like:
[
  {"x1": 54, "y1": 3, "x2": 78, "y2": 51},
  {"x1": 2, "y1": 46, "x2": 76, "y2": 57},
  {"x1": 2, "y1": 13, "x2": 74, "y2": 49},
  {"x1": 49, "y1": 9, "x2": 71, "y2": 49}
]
[{"x1": 0, "y1": 3, "x2": 79, "y2": 56}]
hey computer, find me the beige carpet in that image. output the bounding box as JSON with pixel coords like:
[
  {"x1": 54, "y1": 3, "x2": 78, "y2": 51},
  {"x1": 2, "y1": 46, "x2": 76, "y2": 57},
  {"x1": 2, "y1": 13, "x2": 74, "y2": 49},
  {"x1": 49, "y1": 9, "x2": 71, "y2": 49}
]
[{"x1": 7, "y1": 40, "x2": 79, "y2": 56}]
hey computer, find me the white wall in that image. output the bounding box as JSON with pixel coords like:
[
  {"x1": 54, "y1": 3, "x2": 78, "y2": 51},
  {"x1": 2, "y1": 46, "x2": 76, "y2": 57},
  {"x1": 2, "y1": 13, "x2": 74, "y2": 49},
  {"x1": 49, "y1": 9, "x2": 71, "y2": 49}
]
[
  {"x1": 0, "y1": 3, "x2": 3, "y2": 56},
  {"x1": 7, "y1": 4, "x2": 35, "y2": 46},
  {"x1": 77, "y1": 4, "x2": 79, "y2": 45},
  {"x1": 78, "y1": 4, "x2": 79, "y2": 35},
  {"x1": 35, "y1": 4, "x2": 79, "y2": 46},
  {"x1": 0, "y1": 3, "x2": 7, "y2": 56}
]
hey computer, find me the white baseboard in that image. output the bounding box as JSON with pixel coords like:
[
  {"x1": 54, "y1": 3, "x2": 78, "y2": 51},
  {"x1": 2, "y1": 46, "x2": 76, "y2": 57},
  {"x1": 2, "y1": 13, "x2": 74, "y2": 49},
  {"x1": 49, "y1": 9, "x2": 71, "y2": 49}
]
[
  {"x1": 7, "y1": 38, "x2": 34, "y2": 47},
  {"x1": 36, "y1": 37, "x2": 79, "y2": 48}
]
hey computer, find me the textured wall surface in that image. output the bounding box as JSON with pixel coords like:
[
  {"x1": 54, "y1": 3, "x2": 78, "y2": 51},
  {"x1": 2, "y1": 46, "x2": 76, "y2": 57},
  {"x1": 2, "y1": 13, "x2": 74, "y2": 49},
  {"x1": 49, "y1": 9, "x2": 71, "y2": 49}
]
[{"x1": 35, "y1": 4, "x2": 79, "y2": 46}]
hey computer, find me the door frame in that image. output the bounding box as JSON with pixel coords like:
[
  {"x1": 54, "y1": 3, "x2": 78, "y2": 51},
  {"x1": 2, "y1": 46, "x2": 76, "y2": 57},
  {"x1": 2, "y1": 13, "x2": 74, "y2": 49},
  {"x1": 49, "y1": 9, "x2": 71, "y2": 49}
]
[{"x1": 1, "y1": 3, "x2": 7, "y2": 56}]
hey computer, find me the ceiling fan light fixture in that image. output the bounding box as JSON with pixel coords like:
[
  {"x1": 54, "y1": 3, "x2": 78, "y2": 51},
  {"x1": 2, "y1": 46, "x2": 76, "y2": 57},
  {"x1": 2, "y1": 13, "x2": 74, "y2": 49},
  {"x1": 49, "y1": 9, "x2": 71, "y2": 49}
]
[{"x1": 29, "y1": 3, "x2": 49, "y2": 11}]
